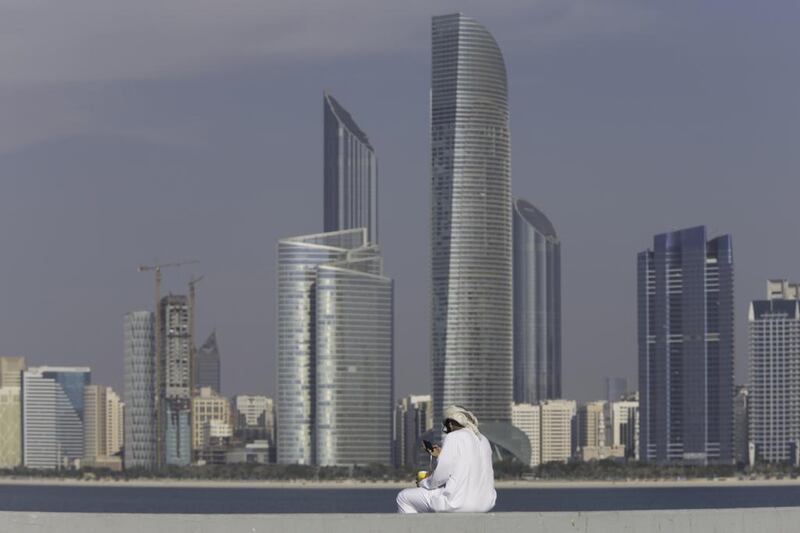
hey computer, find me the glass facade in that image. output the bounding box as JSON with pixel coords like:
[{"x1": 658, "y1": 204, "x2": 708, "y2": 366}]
[
  {"x1": 123, "y1": 311, "x2": 156, "y2": 469},
  {"x1": 277, "y1": 228, "x2": 392, "y2": 464},
  {"x1": 512, "y1": 199, "x2": 561, "y2": 404},
  {"x1": 22, "y1": 366, "x2": 91, "y2": 469},
  {"x1": 323, "y1": 92, "x2": 378, "y2": 244},
  {"x1": 431, "y1": 13, "x2": 513, "y2": 424},
  {"x1": 638, "y1": 226, "x2": 734, "y2": 464},
  {"x1": 315, "y1": 253, "x2": 393, "y2": 466},
  {"x1": 748, "y1": 289, "x2": 800, "y2": 463}
]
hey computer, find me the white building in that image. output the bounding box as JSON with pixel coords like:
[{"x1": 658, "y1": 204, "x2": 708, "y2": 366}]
[
  {"x1": 23, "y1": 366, "x2": 91, "y2": 469},
  {"x1": 83, "y1": 385, "x2": 124, "y2": 469},
  {"x1": 749, "y1": 280, "x2": 800, "y2": 463},
  {"x1": 394, "y1": 394, "x2": 434, "y2": 468},
  {"x1": 511, "y1": 403, "x2": 541, "y2": 466},
  {"x1": 540, "y1": 400, "x2": 575, "y2": 464},
  {"x1": 610, "y1": 399, "x2": 640, "y2": 460}
]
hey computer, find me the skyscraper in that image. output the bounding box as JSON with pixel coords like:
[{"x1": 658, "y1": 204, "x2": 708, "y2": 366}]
[
  {"x1": 123, "y1": 311, "x2": 156, "y2": 469},
  {"x1": 748, "y1": 280, "x2": 800, "y2": 463},
  {"x1": 277, "y1": 228, "x2": 393, "y2": 465},
  {"x1": 160, "y1": 295, "x2": 192, "y2": 466},
  {"x1": 195, "y1": 331, "x2": 221, "y2": 393},
  {"x1": 323, "y1": 92, "x2": 378, "y2": 244},
  {"x1": 22, "y1": 366, "x2": 91, "y2": 469},
  {"x1": 315, "y1": 250, "x2": 393, "y2": 466},
  {"x1": 638, "y1": 226, "x2": 734, "y2": 464},
  {"x1": 513, "y1": 199, "x2": 561, "y2": 404},
  {"x1": 431, "y1": 13, "x2": 512, "y2": 424}
]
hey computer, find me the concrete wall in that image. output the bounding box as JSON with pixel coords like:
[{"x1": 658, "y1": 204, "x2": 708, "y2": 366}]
[{"x1": 2, "y1": 508, "x2": 799, "y2": 533}]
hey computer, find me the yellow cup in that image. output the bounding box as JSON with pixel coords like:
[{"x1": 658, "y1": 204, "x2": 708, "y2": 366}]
[{"x1": 416, "y1": 470, "x2": 428, "y2": 482}]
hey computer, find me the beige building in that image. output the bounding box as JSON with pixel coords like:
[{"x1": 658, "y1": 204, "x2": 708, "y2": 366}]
[
  {"x1": 0, "y1": 357, "x2": 26, "y2": 388},
  {"x1": 83, "y1": 385, "x2": 124, "y2": 469},
  {"x1": 610, "y1": 399, "x2": 639, "y2": 460},
  {"x1": 540, "y1": 400, "x2": 576, "y2": 464},
  {"x1": 192, "y1": 387, "x2": 231, "y2": 454},
  {"x1": 0, "y1": 386, "x2": 21, "y2": 468},
  {"x1": 511, "y1": 403, "x2": 541, "y2": 466}
]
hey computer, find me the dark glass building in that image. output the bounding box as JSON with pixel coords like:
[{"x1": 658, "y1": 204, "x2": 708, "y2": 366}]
[
  {"x1": 637, "y1": 226, "x2": 734, "y2": 464},
  {"x1": 513, "y1": 199, "x2": 561, "y2": 404},
  {"x1": 323, "y1": 92, "x2": 378, "y2": 244},
  {"x1": 195, "y1": 331, "x2": 221, "y2": 393}
]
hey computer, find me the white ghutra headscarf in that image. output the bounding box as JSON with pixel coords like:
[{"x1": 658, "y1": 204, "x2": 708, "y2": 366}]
[{"x1": 442, "y1": 405, "x2": 480, "y2": 435}]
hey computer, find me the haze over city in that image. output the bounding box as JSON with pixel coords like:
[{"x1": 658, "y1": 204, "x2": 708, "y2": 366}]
[{"x1": 0, "y1": 0, "x2": 798, "y2": 402}]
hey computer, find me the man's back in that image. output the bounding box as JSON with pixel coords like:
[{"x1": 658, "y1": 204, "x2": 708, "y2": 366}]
[{"x1": 431, "y1": 430, "x2": 496, "y2": 512}]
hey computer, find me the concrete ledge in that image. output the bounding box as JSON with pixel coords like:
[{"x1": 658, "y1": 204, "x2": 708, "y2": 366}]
[{"x1": 2, "y1": 508, "x2": 799, "y2": 533}]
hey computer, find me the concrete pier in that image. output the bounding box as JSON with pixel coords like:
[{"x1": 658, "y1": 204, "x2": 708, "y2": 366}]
[{"x1": 2, "y1": 508, "x2": 798, "y2": 533}]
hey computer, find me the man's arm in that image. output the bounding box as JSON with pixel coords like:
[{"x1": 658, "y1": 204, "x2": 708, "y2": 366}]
[{"x1": 420, "y1": 434, "x2": 459, "y2": 490}]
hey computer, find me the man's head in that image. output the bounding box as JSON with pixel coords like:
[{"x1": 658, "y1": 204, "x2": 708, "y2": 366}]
[{"x1": 442, "y1": 405, "x2": 479, "y2": 435}]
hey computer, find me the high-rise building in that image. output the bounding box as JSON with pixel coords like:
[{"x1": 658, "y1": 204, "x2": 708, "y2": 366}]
[
  {"x1": 511, "y1": 403, "x2": 541, "y2": 467},
  {"x1": 394, "y1": 395, "x2": 434, "y2": 468},
  {"x1": 323, "y1": 92, "x2": 378, "y2": 244},
  {"x1": 513, "y1": 199, "x2": 561, "y2": 404},
  {"x1": 192, "y1": 387, "x2": 231, "y2": 456},
  {"x1": 431, "y1": 13, "x2": 512, "y2": 424},
  {"x1": 638, "y1": 226, "x2": 734, "y2": 464},
  {"x1": 123, "y1": 311, "x2": 156, "y2": 470},
  {"x1": 733, "y1": 386, "x2": 749, "y2": 465},
  {"x1": 195, "y1": 331, "x2": 221, "y2": 393},
  {"x1": 277, "y1": 228, "x2": 393, "y2": 465},
  {"x1": 315, "y1": 249, "x2": 394, "y2": 466},
  {"x1": 0, "y1": 356, "x2": 26, "y2": 388},
  {"x1": 748, "y1": 280, "x2": 800, "y2": 463},
  {"x1": 22, "y1": 366, "x2": 91, "y2": 469},
  {"x1": 610, "y1": 398, "x2": 639, "y2": 460},
  {"x1": 540, "y1": 399, "x2": 576, "y2": 464},
  {"x1": 0, "y1": 386, "x2": 21, "y2": 468},
  {"x1": 83, "y1": 385, "x2": 124, "y2": 469},
  {"x1": 160, "y1": 295, "x2": 192, "y2": 466}
]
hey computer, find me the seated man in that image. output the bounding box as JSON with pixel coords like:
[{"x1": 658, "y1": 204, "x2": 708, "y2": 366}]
[{"x1": 396, "y1": 405, "x2": 496, "y2": 513}]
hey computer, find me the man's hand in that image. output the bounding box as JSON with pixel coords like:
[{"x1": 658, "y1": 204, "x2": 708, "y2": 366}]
[{"x1": 431, "y1": 444, "x2": 441, "y2": 458}]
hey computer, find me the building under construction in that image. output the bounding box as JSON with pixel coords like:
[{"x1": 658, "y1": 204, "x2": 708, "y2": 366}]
[{"x1": 160, "y1": 294, "x2": 192, "y2": 466}]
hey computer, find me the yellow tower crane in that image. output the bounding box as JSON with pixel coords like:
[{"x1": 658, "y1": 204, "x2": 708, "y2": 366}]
[{"x1": 137, "y1": 259, "x2": 199, "y2": 467}]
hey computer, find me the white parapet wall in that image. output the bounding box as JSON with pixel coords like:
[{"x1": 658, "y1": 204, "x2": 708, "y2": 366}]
[{"x1": 1, "y1": 508, "x2": 799, "y2": 533}]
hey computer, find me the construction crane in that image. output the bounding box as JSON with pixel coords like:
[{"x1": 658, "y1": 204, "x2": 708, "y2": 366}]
[
  {"x1": 137, "y1": 259, "x2": 199, "y2": 467},
  {"x1": 188, "y1": 274, "x2": 204, "y2": 393}
]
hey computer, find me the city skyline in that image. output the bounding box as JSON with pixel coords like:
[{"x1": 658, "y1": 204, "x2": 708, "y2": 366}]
[{"x1": 1, "y1": 3, "x2": 798, "y2": 404}]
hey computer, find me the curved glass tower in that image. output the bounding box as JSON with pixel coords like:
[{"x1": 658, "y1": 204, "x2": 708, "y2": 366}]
[
  {"x1": 513, "y1": 199, "x2": 562, "y2": 404},
  {"x1": 324, "y1": 92, "x2": 378, "y2": 244},
  {"x1": 123, "y1": 311, "x2": 156, "y2": 469},
  {"x1": 431, "y1": 13, "x2": 512, "y2": 423}
]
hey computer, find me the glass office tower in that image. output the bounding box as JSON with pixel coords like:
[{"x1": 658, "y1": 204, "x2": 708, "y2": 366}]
[
  {"x1": 22, "y1": 366, "x2": 91, "y2": 469},
  {"x1": 123, "y1": 311, "x2": 156, "y2": 469},
  {"x1": 430, "y1": 13, "x2": 513, "y2": 423},
  {"x1": 315, "y1": 251, "x2": 393, "y2": 466},
  {"x1": 323, "y1": 92, "x2": 378, "y2": 244},
  {"x1": 277, "y1": 228, "x2": 394, "y2": 465},
  {"x1": 513, "y1": 199, "x2": 561, "y2": 404},
  {"x1": 638, "y1": 226, "x2": 734, "y2": 464}
]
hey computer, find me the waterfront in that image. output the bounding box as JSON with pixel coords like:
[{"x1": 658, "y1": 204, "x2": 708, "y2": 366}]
[{"x1": 2, "y1": 481, "x2": 800, "y2": 514}]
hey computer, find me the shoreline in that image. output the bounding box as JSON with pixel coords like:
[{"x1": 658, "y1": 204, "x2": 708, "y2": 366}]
[{"x1": 1, "y1": 476, "x2": 799, "y2": 489}]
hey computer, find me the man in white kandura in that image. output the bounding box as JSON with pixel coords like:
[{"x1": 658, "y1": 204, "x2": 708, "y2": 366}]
[{"x1": 396, "y1": 405, "x2": 496, "y2": 513}]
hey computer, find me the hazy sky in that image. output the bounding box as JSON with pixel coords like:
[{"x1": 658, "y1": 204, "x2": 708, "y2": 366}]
[{"x1": 1, "y1": 0, "x2": 798, "y2": 402}]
